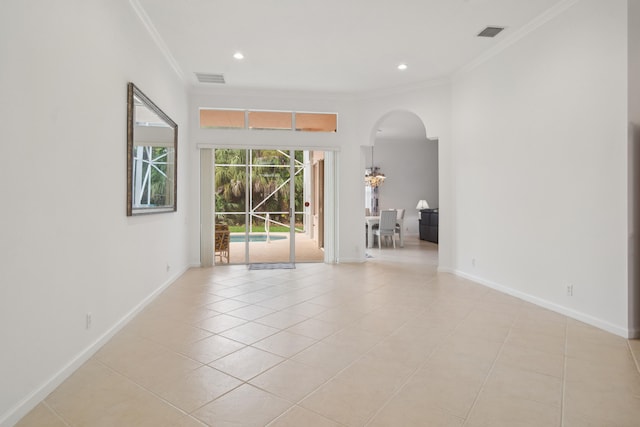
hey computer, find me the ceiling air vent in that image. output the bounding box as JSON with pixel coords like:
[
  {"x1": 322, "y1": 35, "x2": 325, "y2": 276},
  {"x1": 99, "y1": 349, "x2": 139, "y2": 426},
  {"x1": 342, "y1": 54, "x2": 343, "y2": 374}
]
[
  {"x1": 195, "y1": 72, "x2": 226, "y2": 84},
  {"x1": 477, "y1": 26, "x2": 505, "y2": 38}
]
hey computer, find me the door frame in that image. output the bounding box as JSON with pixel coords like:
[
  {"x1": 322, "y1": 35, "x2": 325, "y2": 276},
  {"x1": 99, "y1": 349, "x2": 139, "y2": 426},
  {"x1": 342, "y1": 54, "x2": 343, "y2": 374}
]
[{"x1": 199, "y1": 147, "x2": 337, "y2": 266}]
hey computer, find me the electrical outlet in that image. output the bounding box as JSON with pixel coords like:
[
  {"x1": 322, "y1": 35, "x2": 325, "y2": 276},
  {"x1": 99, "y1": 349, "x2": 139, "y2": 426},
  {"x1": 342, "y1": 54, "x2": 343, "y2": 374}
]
[
  {"x1": 166, "y1": 263, "x2": 171, "y2": 272},
  {"x1": 86, "y1": 313, "x2": 92, "y2": 329},
  {"x1": 566, "y1": 284, "x2": 573, "y2": 296},
  {"x1": 471, "y1": 258, "x2": 476, "y2": 267}
]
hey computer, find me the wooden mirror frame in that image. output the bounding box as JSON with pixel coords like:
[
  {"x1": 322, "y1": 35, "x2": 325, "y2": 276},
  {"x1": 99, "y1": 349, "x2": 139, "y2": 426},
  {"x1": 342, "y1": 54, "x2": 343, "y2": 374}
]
[{"x1": 126, "y1": 82, "x2": 178, "y2": 216}]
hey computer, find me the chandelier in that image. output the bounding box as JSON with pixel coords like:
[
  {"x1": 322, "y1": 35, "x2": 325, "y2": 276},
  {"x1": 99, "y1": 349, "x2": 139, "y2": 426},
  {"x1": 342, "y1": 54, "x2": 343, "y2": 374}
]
[
  {"x1": 364, "y1": 145, "x2": 386, "y2": 188},
  {"x1": 364, "y1": 167, "x2": 386, "y2": 188}
]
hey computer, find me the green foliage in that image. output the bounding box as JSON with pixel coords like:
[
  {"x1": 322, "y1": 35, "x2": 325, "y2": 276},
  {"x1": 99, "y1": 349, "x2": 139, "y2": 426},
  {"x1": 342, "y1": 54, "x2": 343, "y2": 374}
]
[{"x1": 214, "y1": 149, "x2": 305, "y2": 228}]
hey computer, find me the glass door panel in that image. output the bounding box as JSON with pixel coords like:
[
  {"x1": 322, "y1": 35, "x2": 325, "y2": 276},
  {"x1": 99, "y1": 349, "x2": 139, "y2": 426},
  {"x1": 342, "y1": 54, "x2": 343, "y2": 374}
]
[
  {"x1": 247, "y1": 149, "x2": 293, "y2": 264},
  {"x1": 214, "y1": 149, "x2": 247, "y2": 265}
]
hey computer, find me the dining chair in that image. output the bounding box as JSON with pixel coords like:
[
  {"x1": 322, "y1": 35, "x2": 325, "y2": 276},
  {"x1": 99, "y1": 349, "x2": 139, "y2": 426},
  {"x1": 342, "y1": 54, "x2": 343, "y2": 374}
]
[
  {"x1": 374, "y1": 209, "x2": 398, "y2": 248},
  {"x1": 395, "y1": 208, "x2": 405, "y2": 234}
]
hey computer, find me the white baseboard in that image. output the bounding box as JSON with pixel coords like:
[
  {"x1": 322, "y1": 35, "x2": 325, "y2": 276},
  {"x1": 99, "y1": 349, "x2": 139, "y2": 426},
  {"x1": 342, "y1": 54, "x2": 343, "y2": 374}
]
[
  {"x1": 452, "y1": 269, "x2": 630, "y2": 338},
  {"x1": 0, "y1": 265, "x2": 191, "y2": 427}
]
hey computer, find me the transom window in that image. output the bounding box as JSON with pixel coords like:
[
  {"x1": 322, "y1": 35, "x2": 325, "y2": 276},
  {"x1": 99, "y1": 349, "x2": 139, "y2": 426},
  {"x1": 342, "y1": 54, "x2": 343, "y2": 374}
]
[{"x1": 200, "y1": 109, "x2": 337, "y2": 132}]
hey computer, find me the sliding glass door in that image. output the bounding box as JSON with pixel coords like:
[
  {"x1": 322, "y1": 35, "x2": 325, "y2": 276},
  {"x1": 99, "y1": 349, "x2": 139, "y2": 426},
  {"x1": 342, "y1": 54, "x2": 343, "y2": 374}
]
[{"x1": 213, "y1": 148, "x2": 322, "y2": 265}]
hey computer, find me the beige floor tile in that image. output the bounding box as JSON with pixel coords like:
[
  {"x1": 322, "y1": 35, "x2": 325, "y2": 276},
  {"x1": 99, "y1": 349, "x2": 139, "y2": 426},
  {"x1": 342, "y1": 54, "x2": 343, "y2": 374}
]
[
  {"x1": 149, "y1": 365, "x2": 242, "y2": 413},
  {"x1": 517, "y1": 304, "x2": 568, "y2": 324},
  {"x1": 267, "y1": 405, "x2": 342, "y2": 427},
  {"x1": 400, "y1": 366, "x2": 486, "y2": 418},
  {"x1": 219, "y1": 321, "x2": 280, "y2": 344},
  {"x1": 321, "y1": 326, "x2": 384, "y2": 354},
  {"x1": 178, "y1": 334, "x2": 246, "y2": 364},
  {"x1": 291, "y1": 341, "x2": 363, "y2": 376},
  {"x1": 250, "y1": 359, "x2": 333, "y2": 402},
  {"x1": 563, "y1": 382, "x2": 640, "y2": 426},
  {"x1": 14, "y1": 403, "x2": 68, "y2": 427},
  {"x1": 365, "y1": 335, "x2": 436, "y2": 370},
  {"x1": 210, "y1": 346, "x2": 284, "y2": 380},
  {"x1": 567, "y1": 319, "x2": 629, "y2": 347},
  {"x1": 300, "y1": 377, "x2": 395, "y2": 426},
  {"x1": 464, "y1": 307, "x2": 516, "y2": 328},
  {"x1": 450, "y1": 319, "x2": 511, "y2": 343},
  {"x1": 465, "y1": 389, "x2": 561, "y2": 427},
  {"x1": 630, "y1": 339, "x2": 640, "y2": 369},
  {"x1": 205, "y1": 298, "x2": 249, "y2": 313},
  {"x1": 195, "y1": 313, "x2": 247, "y2": 334},
  {"x1": 258, "y1": 294, "x2": 307, "y2": 310},
  {"x1": 120, "y1": 350, "x2": 203, "y2": 389},
  {"x1": 565, "y1": 356, "x2": 640, "y2": 395},
  {"x1": 193, "y1": 384, "x2": 291, "y2": 427},
  {"x1": 561, "y1": 414, "x2": 610, "y2": 427},
  {"x1": 93, "y1": 332, "x2": 168, "y2": 370},
  {"x1": 16, "y1": 239, "x2": 640, "y2": 427},
  {"x1": 256, "y1": 310, "x2": 310, "y2": 329},
  {"x1": 334, "y1": 352, "x2": 415, "y2": 392},
  {"x1": 429, "y1": 335, "x2": 503, "y2": 374},
  {"x1": 167, "y1": 306, "x2": 220, "y2": 325},
  {"x1": 286, "y1": 318, "x2": 343, "y2": 340},
  {"x1": 368, "y1": 397, "x2": 464, "y2": 427},
  {"x1": 46, "y1": 360, "x2": 204, "y2": 427},
  {"x1": 312, "y1": 306, "x2": 368, "y2": 326},
  {"x1": 128, "y1": 317, "x2": 213, "y2": 349},
  {"x1": 231, "y1": 290, "x2": 275, "y2": 304},
  {"x1": 349, "y1": 311, "x2": 410, "y2": 336},
  {"x1": 482, "y1": 364, "x2": 563, "y2": 407},
  {"x1": 496, "y1": 342, "x2": 565, "y2": 378},
  {"x1": 211, "y1": 286, "x2": 253, "y2": 299},
  {"x1": 284, "y1": 301, "x2": 329, "y2": 317},
  {"x1": 226, "y1": 304, "x2": 276, "y2": 320},
  {"x1": 511, "y1": 316, "x2": 566, "y2": 339},
  {"x1": 506, "y1": 327, "x2": 566, "y2": 355},
  {"x1": 252, "y1": 330, "x2": 317, "y2": 358},
  {"x1": 566, "y1": 335, "x2": 636, "y2": 366}
]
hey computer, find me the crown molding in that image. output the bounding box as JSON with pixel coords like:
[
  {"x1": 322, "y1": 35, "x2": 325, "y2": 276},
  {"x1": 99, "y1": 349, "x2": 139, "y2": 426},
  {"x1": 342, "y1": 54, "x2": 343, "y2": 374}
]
[
  {"x1": 128, "y1": 0, "x2": 185, "y2": 83},
  {"x1": 453, "y1": 0, "x2": 580, "y2": 81}
]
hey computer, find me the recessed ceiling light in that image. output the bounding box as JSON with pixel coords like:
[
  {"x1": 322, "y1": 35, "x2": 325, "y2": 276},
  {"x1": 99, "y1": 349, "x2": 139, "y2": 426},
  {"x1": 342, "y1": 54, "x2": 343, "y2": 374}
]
[
  {"x1": 397, "y1": 63, "x2": 408, "y2": 71},
  {"x1": 233, "y1": 52, "x2": 244, "y2": 60}
]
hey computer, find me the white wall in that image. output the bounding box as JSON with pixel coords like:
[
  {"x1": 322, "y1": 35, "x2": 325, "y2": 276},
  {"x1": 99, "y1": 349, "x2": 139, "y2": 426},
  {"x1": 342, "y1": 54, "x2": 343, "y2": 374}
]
[
  {"x1": 451, "y1": 0, "x2": 629, "y2": 335},
  {"x1": 375, "y1": 138, "x2": 439, "y2": 234},
  {"x1": 629, "y1": 0, "x2": 640, "y2": 337},
  {"x1": 0, "y1": 1, "x2": 190, "y2": 425}
]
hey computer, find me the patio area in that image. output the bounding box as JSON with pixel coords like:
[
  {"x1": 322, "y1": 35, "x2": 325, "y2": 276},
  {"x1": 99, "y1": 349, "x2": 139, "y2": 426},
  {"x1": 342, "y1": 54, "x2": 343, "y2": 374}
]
[{"x1": 218, "y1": 232, "x2": 325, "y2": 265}]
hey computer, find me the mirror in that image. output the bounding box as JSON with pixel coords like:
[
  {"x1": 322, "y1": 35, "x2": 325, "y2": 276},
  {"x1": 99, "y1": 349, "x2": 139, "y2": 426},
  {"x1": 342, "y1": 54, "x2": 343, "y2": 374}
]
[{"x1": 127, "y1": 82, "x2": 177, "y2": 216}]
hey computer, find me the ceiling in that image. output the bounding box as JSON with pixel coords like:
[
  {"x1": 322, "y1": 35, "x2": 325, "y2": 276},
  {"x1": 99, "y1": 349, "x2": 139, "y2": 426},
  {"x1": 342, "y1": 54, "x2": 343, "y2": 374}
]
[{"x1": 136, "y1": 0, "x2": 567, "y2": 94}]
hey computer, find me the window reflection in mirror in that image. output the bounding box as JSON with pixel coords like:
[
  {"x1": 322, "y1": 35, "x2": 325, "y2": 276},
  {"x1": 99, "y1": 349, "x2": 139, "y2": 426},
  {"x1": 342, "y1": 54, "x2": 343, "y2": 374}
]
[{"x1": 127, "y1": 83, "x2": 177, "y2": 216}]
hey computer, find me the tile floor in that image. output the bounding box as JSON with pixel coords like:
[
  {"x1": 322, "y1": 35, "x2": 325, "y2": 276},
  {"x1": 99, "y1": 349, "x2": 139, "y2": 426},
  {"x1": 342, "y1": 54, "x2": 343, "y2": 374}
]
[{"x1": 16, "y1": 237, "x2": 640, "y2": 426}]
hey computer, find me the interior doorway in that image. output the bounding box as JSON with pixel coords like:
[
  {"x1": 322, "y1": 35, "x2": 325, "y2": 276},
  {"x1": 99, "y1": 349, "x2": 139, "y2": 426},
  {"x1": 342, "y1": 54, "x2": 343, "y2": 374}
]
[{"x1": 367, "y1": 110, "x2": 439, "y2": 247}]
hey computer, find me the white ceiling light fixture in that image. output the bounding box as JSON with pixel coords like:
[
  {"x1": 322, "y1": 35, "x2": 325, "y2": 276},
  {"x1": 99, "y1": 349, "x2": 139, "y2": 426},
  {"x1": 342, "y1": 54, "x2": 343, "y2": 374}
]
[
  {"x1": 397, "y1": 63, "x2": 408, "y2": 70},
  {"x1": 233, "y1": 52, "x2": 244, "y2": 60}
]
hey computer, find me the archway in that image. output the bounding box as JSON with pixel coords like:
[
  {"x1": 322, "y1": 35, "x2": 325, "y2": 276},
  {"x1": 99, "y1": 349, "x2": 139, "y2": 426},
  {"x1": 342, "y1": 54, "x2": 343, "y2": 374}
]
[{"x1": 365, "y1": 110, "x2": 439, "y2": 246}]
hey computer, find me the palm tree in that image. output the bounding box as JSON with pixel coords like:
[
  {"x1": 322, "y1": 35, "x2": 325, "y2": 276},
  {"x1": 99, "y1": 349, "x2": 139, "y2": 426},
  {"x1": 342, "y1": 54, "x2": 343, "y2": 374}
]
[{"x1": 214, "y1": 149, "x2": 304, "y2": 228}]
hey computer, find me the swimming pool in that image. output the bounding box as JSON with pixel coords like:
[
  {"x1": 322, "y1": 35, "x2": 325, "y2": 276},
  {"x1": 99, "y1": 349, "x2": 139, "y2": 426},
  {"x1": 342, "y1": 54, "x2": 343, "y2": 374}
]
[{"x1": 230, "y1": 234, "x2": 287, "y2": 243}]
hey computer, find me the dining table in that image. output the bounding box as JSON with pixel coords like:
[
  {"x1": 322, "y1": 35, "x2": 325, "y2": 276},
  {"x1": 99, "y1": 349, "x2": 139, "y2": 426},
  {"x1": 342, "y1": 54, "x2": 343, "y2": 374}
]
[{"x1": 365, "y1": 215, "x2": 404, "y2": 248}]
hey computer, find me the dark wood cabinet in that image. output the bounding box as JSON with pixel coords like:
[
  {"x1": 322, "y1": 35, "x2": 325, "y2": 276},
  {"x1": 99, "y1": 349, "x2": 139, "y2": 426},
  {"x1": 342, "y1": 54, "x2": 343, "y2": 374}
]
[{"x1": 419, "y1": 209, "x2": 438, "y2": 243}]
